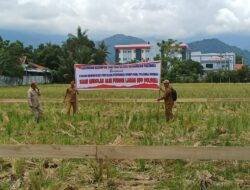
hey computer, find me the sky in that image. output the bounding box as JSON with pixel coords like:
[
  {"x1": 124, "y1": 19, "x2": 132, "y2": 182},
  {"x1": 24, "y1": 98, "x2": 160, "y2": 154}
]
[{"x1": 1, "y1": 0, "x2": 250, "y2": 40}]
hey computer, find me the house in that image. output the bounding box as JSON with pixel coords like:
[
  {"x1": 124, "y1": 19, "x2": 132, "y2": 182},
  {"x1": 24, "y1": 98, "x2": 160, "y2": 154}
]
[
  {"x1": 115, "y1": 44, "x2": 152, "y2": 64},
  {"x1": 169, "y1": 43, "x2": 191, "y2": 60},
  {"x1": 191, "y1": 52, "x2": 235, "y2": 71},
  {"x1": 0, "y1": 57, "x2": 52, "y2": 86},
  {"x1": 20, "y1": 56, "x2": 52, "y2": 84}
]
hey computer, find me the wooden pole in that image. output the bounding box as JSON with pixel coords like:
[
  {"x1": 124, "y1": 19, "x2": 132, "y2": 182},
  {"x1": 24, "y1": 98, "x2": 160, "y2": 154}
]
[{"x1": 0, "y1": 145, "x2": 249, "y2": 161}]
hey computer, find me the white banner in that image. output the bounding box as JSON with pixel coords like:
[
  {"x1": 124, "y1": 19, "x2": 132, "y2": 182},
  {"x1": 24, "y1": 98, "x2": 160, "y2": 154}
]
[{"x1": 75, "y1": 61, "x2": 161, "y2": 90}]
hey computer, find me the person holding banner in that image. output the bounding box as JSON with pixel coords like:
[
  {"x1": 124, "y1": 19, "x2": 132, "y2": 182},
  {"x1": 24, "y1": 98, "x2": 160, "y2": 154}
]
[
  {"x1": 157, "y1": 80, "x2": 175, "y2": 121},
  {"x1": 64, "y1": 81, "x2": 79, "y2": 115}
]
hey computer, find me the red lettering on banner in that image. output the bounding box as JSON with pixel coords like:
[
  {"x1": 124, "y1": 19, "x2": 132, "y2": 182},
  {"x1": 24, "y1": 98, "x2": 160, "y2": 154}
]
[
  {"x1": 89, "y1": 79, "x2": 104, "y2": 84},
  {"x1": 137, "y1": 78, "x2": 143, "y2": 83},
  {"x1": 80, "y1": 79, "x2": 88, "y2": 84},
  {"x1": 105, "y1": 78, "x2": 112, "y2": 83},
  {"x1": 144, "y1": 78, "x2": 158, "y2": 83},
  {"x1": 112, "y1": 78, "x2": 125, "y2": 83},
  {"x1": 126, "y1": 78, "x2": 136, "y2": 83}
]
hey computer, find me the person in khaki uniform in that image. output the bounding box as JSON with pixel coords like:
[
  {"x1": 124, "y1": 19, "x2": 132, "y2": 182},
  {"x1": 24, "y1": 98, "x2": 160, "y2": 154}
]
[
  {"x1": 28, "y1": 82, "x2": 42, "y2": 123},
  {"x1": 157, "y1": 80, "x2": 174, "y2": 121},
  {"x1": 64, "y1": 81, "x2": 79, "y2": 115}
]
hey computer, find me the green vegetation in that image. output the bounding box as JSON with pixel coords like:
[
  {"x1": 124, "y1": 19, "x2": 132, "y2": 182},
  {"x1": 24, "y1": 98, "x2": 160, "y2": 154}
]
[
  {"x1": 1, "y1": 33, "x2": 250, "y2": 85},
  {"x1": 156, "y1": 39, "x2": 250, "y2": 83},
  {"x1": 0, "y1": 83, "x2": 249, "y2": 189},
  {"x1": 205, "y1": 66, "x2": 250, "y2": 83},
  {"x1": 1, "y1": 83, "x2": 250, "y2": 99},
  {"x1": 0, "y1": 38, "x2": 30, "y2": 77},
  {"x1": 0, "y1": 27, "x2": 109, "y2": 83},
  {"x1": 155, "y1": 39, "x2": 204, "y2": 82}
]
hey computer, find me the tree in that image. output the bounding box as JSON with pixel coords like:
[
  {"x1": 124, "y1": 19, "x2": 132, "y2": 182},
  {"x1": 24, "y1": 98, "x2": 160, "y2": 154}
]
[
  {"x1": 0, "y1": 40, "x2": 27, "y2": 78},
  {"x1": 33, "y1": 43, "x2": 62, "y2": 70},
  {"x1": 156, "y1": 39, "x2": 181, "y2": 79},
  {"x1": 157, "y1": 39, "x2": 180, "y2": 59},
  {"x1": 236, "y1": 65, "x2": 250, "y2": 82},
  {"x1": 94, "y1": 41, "x2": 109, "y2": 64},
  {"x1": 205, "y1": 66, "x2": 250, "y2": 83},
  {"x1": 167, "y1": 59, "x2": 203, "y2": 82},
  {"x1": 57, "y1": 27, "x2": 101, "y2": 82},
  {"x1": 155, "y1": 39, "x2": 203, "y2": 82},
  {"x1": 236, "y1": 54, "x2": 244, "y2": 64}
]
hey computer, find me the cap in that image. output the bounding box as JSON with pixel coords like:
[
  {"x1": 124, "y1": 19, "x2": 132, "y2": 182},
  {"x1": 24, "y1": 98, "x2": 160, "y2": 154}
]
[
  {"x1": 163, "y1": 80, "x2": 170, "y2": 84},
  {"x1": 31, "y1": 81, "x2": 37, "y2": 85}
]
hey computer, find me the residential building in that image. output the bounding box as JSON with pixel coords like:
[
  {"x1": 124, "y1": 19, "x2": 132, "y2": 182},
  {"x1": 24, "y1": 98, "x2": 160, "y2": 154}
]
[
  {"x1": 191, "y1": 52, "x2": 236, "y2": 71},
  {"x1": 169, "y1": 43, "x2": 191, "y2": 60},
  {"x1": 115, "y1": 44, "x2": 152, "y2": 63},
  {"x1": 0, "y1": 57, "x2": 51, "y2": 86},
  {"x1": 21, "y1": 56, "x2": 51, "y2": 84}
]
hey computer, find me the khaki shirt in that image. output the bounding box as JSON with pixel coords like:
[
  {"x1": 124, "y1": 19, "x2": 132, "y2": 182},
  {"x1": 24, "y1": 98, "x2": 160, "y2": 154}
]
[
  {"x1": 65, "y1": 87, "x2": 78, "y2": 103},
  {"x1": 28, "y1": 88, "x2": 40, "y2": 108},
  {"x1": 163, "y1": 86, "x2": 174, "y2": 108}
]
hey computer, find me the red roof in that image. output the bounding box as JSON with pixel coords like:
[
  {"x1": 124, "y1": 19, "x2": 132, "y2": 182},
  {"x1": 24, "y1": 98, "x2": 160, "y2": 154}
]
[
  {"x1": 115, "y1": 44, "x2": 151, "y2": 49},
  {"x1": 179, "y1": 43, "x2": 189, "y2": 48},
  {"x1": 234, "y1": 64, "x2": 244, "y2": 70}
]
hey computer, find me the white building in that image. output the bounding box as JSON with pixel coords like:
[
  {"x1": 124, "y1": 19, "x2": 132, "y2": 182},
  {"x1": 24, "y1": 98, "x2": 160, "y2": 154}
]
[
  {"x1": 169, "y1": 43, "x2": 191, "y2": 60},
  {"x1": 115, "y1": 44, "x2": 152, "y2": 64},
  {"x1": 191, "y1": 52, "x2": 236, "y2": 71}
]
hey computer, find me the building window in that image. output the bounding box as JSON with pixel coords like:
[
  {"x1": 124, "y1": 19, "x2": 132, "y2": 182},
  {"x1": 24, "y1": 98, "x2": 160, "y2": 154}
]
[{"x1": 206, "y1": 64, "x2": 213, "y2": 68}]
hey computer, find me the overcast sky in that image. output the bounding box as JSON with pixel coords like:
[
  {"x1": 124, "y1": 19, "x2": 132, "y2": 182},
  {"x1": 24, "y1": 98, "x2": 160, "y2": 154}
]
[{"x1": 1, "y1": 0, "x2": 250, "y2": 39}]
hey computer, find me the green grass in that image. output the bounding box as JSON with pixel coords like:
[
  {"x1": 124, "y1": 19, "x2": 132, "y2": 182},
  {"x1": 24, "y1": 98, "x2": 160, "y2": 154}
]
[
  {"x1": 0, "y1": 102, "x2": 249, "y2": 146},
  {"x1": 0, "y1": 83, "x2": 250, "y2": 99},
  {"x1": 0, "y1": 83, "x2": 249, "y2": 189}
]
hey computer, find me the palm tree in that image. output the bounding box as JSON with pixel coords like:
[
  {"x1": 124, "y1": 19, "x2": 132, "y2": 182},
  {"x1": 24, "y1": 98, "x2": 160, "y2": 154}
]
[
  {"x1": 94, "y1": 41, "x2": 109, "y2": 64},
  {"x1": 67, "y1": 26, "x2": 95, "y2": 52}
]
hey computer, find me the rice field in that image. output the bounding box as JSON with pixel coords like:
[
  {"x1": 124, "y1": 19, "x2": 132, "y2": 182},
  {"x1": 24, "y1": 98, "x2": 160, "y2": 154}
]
[{"x1": 0, "y1": 83, "x2": 249, "y2": 189}]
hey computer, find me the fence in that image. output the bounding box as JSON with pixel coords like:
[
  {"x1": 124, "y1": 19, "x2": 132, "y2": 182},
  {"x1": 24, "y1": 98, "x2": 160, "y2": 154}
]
[
  {"x1": 0, "y1": 145, "x2": 249, "y2": 160},
  {"x1": 0, "y1": 75, "x2": 52, "y2": 86}
]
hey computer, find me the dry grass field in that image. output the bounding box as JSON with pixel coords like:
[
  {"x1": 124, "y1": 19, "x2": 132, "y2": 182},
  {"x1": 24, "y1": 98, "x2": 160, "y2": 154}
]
[{"x1": 0, "y1": 83, "x2": 249, "y2": 189}]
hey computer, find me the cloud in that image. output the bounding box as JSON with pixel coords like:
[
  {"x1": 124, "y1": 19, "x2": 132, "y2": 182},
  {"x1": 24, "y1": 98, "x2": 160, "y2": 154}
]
[
  {"x1": 206, "y1": 1, "x2": 250, "y2": 35},
  {"x1": 0, "y1": 0, "x2": 250, "y2": 39},
  {"x1": 206, "y1": 8, "x2": 240, "y2": 34}
]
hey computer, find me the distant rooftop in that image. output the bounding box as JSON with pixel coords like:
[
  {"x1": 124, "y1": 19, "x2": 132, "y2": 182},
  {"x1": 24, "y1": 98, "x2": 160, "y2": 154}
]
[
  {"x1": 179, "y1": 43, "x2": 189, "y2": 48},
  {"x1": 114, "y1": 44, "x2": 151, "y2": 49},
  {"x1": 234, "y1": 64, "x2": 244, "y2": 70}
]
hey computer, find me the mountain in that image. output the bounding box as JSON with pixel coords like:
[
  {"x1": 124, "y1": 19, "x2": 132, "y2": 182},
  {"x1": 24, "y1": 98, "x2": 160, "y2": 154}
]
[
  {"x1": 101, "y1": 34, "x2": 146, "y2": 62},
  {"x1": 0, "y1": 29, "x2": 66, "y2": 47},
  {"x1": 188, "y1": 39, "x2": 250, "y2": 64},
  {"x1": 182, "y1": 34, "x2": 250, "y2": 51},
  {"x1": 211, "y1": 34, "x2": 250, "y2": 51}
]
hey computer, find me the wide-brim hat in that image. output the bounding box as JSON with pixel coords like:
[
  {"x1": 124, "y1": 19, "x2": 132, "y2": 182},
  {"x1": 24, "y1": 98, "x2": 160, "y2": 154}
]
[{"x1": 163, "y1": 80, "x2": 170, "y2": 84}]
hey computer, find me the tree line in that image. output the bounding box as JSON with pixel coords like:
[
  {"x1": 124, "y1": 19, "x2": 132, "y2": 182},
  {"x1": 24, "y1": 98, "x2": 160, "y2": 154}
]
[
  {"x1": 0, "y1": 28, "x2": 249, "y2": 83},
  {"x1": 0, "y1": 27, "x2": 109, "y2": 82}
]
